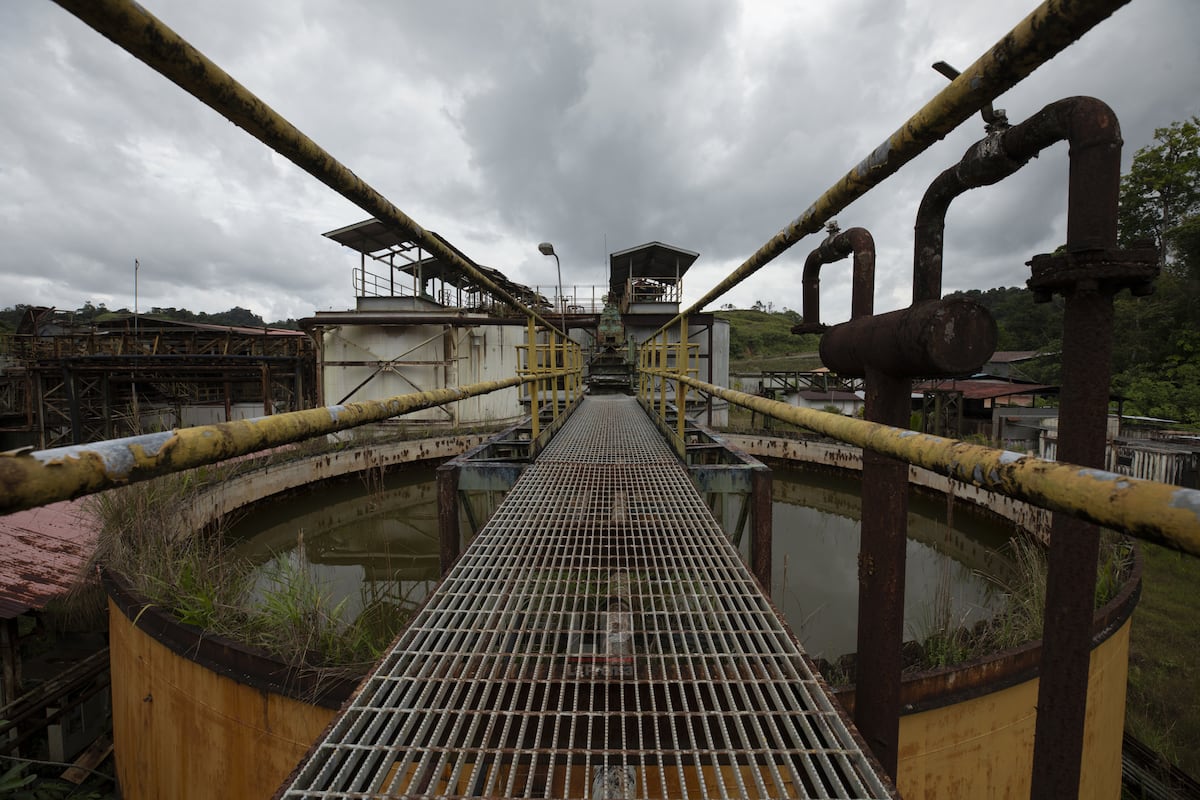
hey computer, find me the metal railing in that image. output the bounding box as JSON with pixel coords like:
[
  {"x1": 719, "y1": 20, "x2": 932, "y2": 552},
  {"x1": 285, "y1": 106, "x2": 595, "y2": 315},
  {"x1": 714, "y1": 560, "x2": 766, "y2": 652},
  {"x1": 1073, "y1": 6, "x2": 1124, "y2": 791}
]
[
  {"x1": 516, "y1": 324, "x2": 584, "y2": 441},
  {"x1": 638, "y1": 369, "x2": 1200, "y2": 559},
  {"x1": 636, "y1": 315, "x2": 699, "y2": 453}
]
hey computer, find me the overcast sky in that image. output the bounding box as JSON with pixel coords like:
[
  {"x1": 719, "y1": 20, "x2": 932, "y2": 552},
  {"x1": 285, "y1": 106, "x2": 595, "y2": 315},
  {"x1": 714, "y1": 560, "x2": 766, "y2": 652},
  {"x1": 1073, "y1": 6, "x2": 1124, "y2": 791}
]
[{"x1": 2, "y1": 0, "x2": 1197, "y2": 324}]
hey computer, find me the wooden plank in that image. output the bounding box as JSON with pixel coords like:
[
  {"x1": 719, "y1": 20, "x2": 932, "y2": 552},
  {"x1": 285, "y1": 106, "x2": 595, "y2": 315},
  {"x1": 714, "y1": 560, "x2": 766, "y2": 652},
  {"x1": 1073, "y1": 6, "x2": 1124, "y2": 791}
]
[{"x1": 61, "y1": 734, "x2": 112, "y2": 784}]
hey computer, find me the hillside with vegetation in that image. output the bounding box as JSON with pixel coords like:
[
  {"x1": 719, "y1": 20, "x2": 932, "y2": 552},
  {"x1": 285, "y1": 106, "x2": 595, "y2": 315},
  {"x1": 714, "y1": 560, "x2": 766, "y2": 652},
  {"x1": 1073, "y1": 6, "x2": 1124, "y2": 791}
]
[{"x1": 716, "y1": 306, "x2": 822, "y2": 372}]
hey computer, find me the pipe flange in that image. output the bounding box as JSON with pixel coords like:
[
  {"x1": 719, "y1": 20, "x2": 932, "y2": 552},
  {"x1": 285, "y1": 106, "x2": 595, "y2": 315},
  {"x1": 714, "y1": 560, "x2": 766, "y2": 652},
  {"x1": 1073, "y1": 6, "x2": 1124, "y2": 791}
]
[{"x1": 1026, "y1": 245, "x2": 1158, "y2": 302}]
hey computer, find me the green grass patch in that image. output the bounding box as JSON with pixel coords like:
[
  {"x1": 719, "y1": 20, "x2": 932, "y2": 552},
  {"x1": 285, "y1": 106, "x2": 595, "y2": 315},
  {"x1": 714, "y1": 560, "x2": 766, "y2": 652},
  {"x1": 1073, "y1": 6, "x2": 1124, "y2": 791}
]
[
  {"x1": 1125, "y1": 542, "x2": 1200, "y2": 778},
  {"x1": 84, "y1": 439, "x2": 430, "y2": 677}
]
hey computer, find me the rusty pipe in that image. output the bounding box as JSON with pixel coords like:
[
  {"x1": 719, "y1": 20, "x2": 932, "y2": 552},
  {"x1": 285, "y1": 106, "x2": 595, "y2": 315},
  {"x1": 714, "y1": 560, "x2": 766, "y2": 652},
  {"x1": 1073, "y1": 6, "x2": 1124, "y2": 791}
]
[
  {"x1": 0, "y1": 375, "x2": 536, "y2": 514},
  {"x1": 50, "y1": 0, "x2": 569, "y2": 339},
  {"x1": 914, "y1": 96, "x2": 1122, "y2": 301},
  {"x1": 795, "y1": 227, "x2": 875, "y2": 334},
  {"x1": 636, "y1": 0, "x2": 1132, "y2": 348},
  {"x1": 906, "y1": 94, "x2": 1151, "y2": 798},
  {"x1": 636, "y1": 370, "x2": 1200, "y2": 557},
  {"x1": 819, "y1": 297, "x2": 997, "y2": 379}
]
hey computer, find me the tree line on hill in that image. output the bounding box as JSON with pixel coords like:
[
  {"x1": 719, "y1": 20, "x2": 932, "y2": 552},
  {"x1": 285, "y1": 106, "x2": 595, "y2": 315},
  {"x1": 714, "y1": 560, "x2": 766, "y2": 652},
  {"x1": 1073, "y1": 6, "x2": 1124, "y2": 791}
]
[{"x1": 0, "y1": 302, "x2": 299, "y2": 332}]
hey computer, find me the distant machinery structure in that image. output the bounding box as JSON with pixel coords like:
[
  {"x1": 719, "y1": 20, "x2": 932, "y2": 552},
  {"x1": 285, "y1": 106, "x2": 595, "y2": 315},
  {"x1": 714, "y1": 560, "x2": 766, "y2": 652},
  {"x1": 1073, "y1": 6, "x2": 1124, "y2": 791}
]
[
  {"x1": 310, "y1": 229, "x2": 732, "y2": 426},
  {"x1": 0, "y1": 307, "x2": 314, "y2": 450},
  {"x1": 309, "y1": 220, "x2": 557, "y2": 429},
  {"x1": 605, "y1": 241, "x2": 731, "y2": 425}
]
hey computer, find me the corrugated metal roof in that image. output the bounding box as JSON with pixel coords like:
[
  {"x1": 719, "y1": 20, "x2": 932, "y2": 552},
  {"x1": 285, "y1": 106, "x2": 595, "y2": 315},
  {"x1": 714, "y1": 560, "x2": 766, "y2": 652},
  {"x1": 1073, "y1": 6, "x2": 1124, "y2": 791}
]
[
  {"x1": 608, "y1": 241, "x2": 700, "y2": 296},
  {"x1": 915, "y1": 379, "x2": 1059, "y2": 401},
  {"x1": 0, "y1": 500, "x2": 100, "y2": 619}
]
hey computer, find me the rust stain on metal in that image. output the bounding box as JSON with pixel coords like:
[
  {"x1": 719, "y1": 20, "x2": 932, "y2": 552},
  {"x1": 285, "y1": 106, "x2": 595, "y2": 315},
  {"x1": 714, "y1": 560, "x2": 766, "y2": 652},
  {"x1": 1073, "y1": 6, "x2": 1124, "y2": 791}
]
[{"x1": 0, "y1": 500, "x2": 100, "y2": 618}]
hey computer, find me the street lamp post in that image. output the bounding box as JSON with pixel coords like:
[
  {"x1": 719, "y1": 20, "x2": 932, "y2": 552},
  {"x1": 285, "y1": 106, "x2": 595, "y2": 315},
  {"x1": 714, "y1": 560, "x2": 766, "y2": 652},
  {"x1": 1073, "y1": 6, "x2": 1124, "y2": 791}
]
[{"x1": 537, "y1": 242, "x2": 567, "y2": 336}]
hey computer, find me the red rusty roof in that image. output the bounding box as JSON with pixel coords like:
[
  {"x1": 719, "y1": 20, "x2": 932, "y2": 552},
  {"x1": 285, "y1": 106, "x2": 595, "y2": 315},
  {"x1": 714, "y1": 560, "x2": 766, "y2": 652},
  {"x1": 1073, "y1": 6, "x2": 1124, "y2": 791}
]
[
  {"x1": 914, "y1": 378, "x2": 1059, "y2": 401},
  {"x1": 0, "y1": 500, "x2": 100, "y2": 619}
]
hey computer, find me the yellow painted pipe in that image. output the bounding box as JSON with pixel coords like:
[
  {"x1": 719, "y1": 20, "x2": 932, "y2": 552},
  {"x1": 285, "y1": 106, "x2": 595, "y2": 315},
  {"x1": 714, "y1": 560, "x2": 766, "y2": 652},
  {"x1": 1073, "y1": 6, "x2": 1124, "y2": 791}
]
[
  {"x1": 51, "y1": 0, "x2": 570, "y2": 340},
  {"x1": 0, "y1": 376, "x2": 536, "y2": 514},
  {"x1": 646, "y1": 0, "x2": 1132, "y2": 342},
  {"x1": 644, "y1": 369, "x2": 1200, "y2": 558}
]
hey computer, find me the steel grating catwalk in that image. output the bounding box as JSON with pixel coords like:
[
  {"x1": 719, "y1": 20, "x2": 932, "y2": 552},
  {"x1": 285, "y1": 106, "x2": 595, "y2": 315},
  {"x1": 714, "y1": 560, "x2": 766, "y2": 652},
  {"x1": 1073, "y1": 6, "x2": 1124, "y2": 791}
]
[{"x1": 280, "y1": 396, "x2": 894, "y2": 799}]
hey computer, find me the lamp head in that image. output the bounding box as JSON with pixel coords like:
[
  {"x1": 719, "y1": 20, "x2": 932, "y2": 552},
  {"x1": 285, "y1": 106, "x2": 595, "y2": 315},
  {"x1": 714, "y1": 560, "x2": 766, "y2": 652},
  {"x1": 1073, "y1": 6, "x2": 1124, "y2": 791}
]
[{"x1": 537, "y1": 242, "x2": 556, "y2": 256}]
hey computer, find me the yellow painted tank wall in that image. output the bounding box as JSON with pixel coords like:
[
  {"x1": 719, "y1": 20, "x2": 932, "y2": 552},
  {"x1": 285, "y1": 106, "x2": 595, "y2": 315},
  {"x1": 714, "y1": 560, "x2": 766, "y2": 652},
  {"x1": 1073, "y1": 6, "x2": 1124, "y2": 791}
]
[
  {"x1": 109, "y1": 600, "x2": 1131, "y2": 800},
  {"x1": 895, "y1": 618, "x2": 1130, "y2": 800},
  {"x1": 108, "y1": 598, "x2": 336, "y2": 800}
]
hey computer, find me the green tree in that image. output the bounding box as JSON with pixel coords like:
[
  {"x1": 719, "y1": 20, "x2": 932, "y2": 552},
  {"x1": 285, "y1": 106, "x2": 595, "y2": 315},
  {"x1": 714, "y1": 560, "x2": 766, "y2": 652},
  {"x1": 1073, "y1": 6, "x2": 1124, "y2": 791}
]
[{"x1": 1118, "y1": 115, "x2": 1200, "y2": 273}]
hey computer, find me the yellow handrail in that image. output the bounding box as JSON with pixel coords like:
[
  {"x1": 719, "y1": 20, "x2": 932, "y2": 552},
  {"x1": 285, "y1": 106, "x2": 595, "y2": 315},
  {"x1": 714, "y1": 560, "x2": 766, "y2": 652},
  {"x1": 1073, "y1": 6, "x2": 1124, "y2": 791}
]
[{"x1": 641, "y1": 368, "x2": 1200, "y2": 558}]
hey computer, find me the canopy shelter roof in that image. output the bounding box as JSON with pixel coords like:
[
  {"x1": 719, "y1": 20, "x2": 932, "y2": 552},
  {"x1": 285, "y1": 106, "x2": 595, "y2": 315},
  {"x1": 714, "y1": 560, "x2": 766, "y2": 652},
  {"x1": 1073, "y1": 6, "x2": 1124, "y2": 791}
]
[
  {"x1": 608, "y1": 241, "x2": 699, "y2": 299},
  {"x1": 323, "y1": 219, "x2": 544, "y2": 308}
]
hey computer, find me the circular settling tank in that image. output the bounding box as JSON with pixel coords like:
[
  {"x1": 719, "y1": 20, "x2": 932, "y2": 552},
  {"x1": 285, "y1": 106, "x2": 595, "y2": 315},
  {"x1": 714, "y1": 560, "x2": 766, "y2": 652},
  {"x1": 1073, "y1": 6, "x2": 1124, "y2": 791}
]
[{"x1": 104, "y1": 434, "x2": 1137, "y2": 800}]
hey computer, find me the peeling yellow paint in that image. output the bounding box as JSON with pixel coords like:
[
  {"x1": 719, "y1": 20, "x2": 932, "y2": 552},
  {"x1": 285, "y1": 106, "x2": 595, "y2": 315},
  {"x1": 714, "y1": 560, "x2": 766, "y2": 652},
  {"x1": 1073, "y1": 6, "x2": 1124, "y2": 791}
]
[{"x1": 643, "y1": 369, "x2": 1200, "y2": 557}]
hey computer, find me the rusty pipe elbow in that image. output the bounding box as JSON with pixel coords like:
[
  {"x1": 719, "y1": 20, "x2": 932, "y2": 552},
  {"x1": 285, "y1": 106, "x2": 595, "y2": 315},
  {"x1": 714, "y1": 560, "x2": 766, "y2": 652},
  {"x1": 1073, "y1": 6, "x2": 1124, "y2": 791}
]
[
  {"x1": 913, "y1": 136, "x2": 1031, "y2": 303},
  {"x1": 798, "y1": 248, "x2": 828, "y2": 334},
  {"x1": 1000, "y1": 96, "x2": 1122, "y2": 251},
  {"x1": 796, "y1": 227, "x2": 876, "y2": 334},
  {"x1": 839, "y1": 227, "x2": 876, "y2": 321},
  {"x1": 913, "y1": 96, "x2": 1122, "y2": 303}
]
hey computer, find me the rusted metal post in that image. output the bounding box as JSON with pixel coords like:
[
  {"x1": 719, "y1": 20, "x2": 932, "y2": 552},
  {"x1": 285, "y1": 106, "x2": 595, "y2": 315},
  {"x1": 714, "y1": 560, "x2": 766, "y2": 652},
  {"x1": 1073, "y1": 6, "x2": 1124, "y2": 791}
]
[
  {"x1": 751, "y1": 467, "x2": 772, "y2": 595},
  {"x1": 853, "y1": 368, "x2": 910, "y2": 776},
  {"x1": 658, "y1": 334, "x2": 669, "y2": 423},
  {"x1": 1029, "y1": 282, "x2": 1113, "y2": 798},
  {"x1": 437, "y1": 462, "x2": 461, "y2": 575},
  {"x1": 677, "y1": 315, "x2": 688, "y2": 446},
  {"x1": 820, "y1": 296, "x2": 997, "y2": 779},
  {"x1": 527, "y1": 317, "x2": 539, "y2": 441}
]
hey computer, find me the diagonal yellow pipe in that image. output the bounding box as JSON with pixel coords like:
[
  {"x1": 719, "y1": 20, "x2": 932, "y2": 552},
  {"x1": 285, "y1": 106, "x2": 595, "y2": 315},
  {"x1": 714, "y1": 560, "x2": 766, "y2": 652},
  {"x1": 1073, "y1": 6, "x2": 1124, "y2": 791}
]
[
  {"x1": 50, "y1": 0, "x2": 569, "y2": 338},
  {"x1": 0, "y1": 376, "x2": 530, "y2": 514},
  {"x1": 644, "y1": 368, "x2": 1200, "y2": 558},
  {"x1": 647, "y1": 0, "x2": 1132, "y2": 341}
]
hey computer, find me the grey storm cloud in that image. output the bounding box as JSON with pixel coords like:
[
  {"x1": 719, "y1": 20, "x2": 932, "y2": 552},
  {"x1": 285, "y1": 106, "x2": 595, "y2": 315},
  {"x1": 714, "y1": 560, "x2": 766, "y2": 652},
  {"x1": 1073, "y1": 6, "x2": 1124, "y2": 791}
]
[{"x1": 1, "y1": 0, "x2": 1197, "y2": 323}]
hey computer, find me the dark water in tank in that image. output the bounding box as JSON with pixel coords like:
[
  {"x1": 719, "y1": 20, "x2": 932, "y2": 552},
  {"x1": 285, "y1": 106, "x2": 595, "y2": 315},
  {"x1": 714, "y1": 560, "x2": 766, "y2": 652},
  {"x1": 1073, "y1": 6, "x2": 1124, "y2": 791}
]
[{"x1": 227, "y1": 463, "x2": 1015, "y2": 662}]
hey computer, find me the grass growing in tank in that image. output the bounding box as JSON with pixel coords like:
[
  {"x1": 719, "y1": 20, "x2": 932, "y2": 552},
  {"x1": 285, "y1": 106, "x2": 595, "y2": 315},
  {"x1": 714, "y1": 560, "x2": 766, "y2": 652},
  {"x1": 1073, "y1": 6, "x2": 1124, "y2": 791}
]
[
  {"x1": 85, "y1": 458, "x2": 419, "y2": 674},
  {"x1": 905, "y1": 530, "x2": 1135, "y2": 673}
]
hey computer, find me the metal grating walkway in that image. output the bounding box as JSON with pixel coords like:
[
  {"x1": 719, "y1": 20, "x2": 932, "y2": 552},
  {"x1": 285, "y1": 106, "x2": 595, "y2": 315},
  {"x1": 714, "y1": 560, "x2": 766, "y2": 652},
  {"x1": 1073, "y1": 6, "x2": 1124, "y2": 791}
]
[{"x1": 280, "y1": 396, "x2": 894, "y2": 799}]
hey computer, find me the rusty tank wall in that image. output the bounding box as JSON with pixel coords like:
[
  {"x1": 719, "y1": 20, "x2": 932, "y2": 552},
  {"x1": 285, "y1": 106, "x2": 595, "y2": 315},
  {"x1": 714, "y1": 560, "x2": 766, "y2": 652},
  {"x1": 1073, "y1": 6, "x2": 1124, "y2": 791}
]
[
  {"x1": 893, "y1": 618, "x2": 1130, "y2": 799},
  {"x1": 106, "y1": 580, "x2": 343, "y2": 800},
  {"x1": 104, "y1": 431, "x2": 1136, "y2": 799},
  {"x1": 105, "y1": 434, "x2": 484, "y2": 800}
]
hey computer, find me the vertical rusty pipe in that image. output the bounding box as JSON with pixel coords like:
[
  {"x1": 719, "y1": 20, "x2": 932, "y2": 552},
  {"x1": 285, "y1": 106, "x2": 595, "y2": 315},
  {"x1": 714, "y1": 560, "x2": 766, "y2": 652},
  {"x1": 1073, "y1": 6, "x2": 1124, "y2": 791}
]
[
  {"x1": 1031, "y1": 284, "x2": 1113, "y2": 799},
  {"x1": 910, "y1": 96, "x2": 1138, "y2": 797},
  {"x1": 1025, "y1": 99, "x2": 1125, "y2": 800},
  {"x1": 437, "y1": 463, "x2": 461, "y2": 575},
  {"x1": 853, "y1": 368, "x2": 911, "y2": 779},
  {"x1": 797, "y1": 227, "x2": 876, "y2": 332},
  {"x1": 912, "y1": 138, "x2": 1029, "y2": 301},
  {"x1": 750, "y1": 468, "x2": 772, "y2": 596},
  {"x1": 819, "y1": 297, "x2": 996, "y2": 780}
]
